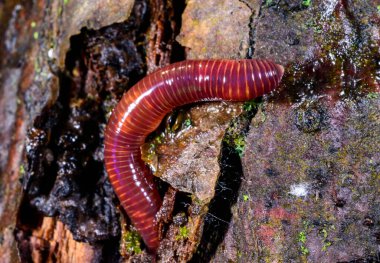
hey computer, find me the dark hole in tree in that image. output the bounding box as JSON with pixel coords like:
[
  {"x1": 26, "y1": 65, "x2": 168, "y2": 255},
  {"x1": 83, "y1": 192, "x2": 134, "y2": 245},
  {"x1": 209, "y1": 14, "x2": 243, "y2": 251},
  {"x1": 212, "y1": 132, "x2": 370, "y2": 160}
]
[{"x1": 189, "y1": 142, "x2": 244, "y2": 262}]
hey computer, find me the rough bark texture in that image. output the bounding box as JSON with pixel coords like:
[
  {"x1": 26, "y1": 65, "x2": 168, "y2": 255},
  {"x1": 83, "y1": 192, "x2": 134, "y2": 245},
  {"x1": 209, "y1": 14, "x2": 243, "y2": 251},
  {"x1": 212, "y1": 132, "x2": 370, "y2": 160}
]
[
  {"x1": 177, "y1": 0, "x2": 252, "y2": 59},
  {"x1": 209, "y1": 0, "x2": 380, "y2": 262},
  {"x1": 155, "y1": 103, "x2": 243, "y2": 203},
  {"x1": 0, "y1": 0, "x2": 379, "y2": 262}
]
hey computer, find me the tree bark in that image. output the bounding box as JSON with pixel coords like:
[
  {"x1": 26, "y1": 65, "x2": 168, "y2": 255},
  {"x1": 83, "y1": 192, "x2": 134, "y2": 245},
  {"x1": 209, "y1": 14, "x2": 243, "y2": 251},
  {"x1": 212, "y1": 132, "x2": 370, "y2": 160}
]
[{"x1": 0, "y1": 0, "x2": 379, "y2": 262}]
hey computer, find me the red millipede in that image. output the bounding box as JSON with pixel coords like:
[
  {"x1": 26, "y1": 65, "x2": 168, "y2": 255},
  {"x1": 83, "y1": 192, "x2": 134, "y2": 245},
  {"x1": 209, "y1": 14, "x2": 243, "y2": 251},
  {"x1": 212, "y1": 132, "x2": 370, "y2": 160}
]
[{"x1": 104, "y1": 59, "x2": 284, "y2": 253}]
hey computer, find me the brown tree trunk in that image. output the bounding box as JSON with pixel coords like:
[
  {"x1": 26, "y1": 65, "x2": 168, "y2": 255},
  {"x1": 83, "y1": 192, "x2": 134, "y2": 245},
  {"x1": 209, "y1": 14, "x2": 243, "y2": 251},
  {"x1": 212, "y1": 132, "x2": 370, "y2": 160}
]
[{"x1": 0, "y1": 0, "x2": 379, "y2": 262}]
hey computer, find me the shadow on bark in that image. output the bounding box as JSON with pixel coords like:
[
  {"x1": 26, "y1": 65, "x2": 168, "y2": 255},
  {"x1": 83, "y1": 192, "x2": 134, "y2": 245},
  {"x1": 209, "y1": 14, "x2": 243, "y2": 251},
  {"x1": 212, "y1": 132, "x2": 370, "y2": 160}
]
[{"x1": 189, "y1": 142, "x2": 243, "y2": 262}]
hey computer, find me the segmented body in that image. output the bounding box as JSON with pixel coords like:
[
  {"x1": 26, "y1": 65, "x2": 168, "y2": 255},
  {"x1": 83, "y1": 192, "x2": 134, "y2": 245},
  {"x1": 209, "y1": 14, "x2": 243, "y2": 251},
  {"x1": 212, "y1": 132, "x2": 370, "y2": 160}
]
[{"x1": 104, "y1": 59, "x2": 284, "y2": 252}]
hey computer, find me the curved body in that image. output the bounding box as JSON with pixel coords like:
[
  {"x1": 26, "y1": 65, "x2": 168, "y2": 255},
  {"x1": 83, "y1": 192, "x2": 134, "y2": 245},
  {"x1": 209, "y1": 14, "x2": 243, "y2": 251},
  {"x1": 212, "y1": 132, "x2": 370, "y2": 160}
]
[{"x1": 104, "y1": 59, "x2": 284, "y2": 252}]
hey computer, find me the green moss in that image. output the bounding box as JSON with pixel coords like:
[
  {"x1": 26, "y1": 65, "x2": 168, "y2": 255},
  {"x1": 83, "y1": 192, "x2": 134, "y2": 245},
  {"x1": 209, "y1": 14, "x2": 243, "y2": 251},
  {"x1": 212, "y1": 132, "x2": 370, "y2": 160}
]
[
  {"x1": 302, "y1": 0, "x2": 311, "y2": 7},
  {"x1": 243, "y1": 99, "x2": 262, "y2": 112},
  {"x1": 320, "y1": 227, "x2": 333, "y2": 252},
  {"x1": 176, "y1": 226, "x2": 189, "y2": 240},
  {"x1": 300, "y1": 245, "x2": 309, "y2": 255},
  {"x1": 34, "y1": 60, "x2": 41, "y2": 73},
  {"x1": 122, "y1": 230, "x2": 142, "y2": 254},
  {"x1": 297, "y1": 221, "x2": 310, "y2": 256},
  {"x1": 367, "y1": 92, "x2": 379, "y2": 99},
  {"x1": 154, "y1": 132, "x2": 165, "y2": 144},
  {"x1": 322, "y1": 241, "x2": 332, "y2": 251},
  {"x1": 298, "y1": 231, "x2": 307, "y2": 243},
  {"x1": 224, "y1": 99, "x2": 265, "y2": 157},
  {"x1": 243, "y1": 194, "x2": 249, "y2": 201},
  {"x1": 224, "y1": 122, "x2": 246, "y2": 157},
  {"x1": 320, "y1": 228, "x2": 328, "y2": 239},
  {"x1": 184, "y1": 118, "x2": 192, "y2": 128},
  {"x1": 265, "y1": 0, "x2": 274, "y2": 7},
  {"x1": 377, "y1": 5, "x2": 380, "y2": 13},
  {"x1": 233, "y1": 136, "x2": 246, "y2": 157},
  {"x1": 19, "y1": 165, "x2": 25, "y2": 176}
]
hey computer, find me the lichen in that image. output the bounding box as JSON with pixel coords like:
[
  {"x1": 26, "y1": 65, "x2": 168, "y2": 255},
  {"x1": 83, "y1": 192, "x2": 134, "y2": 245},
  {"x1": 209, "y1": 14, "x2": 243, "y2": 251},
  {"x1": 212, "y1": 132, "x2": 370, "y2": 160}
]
[
  {"x1": 297, "y1": 221, "x2": 310, "y2": 256},
  {"x1": 302, "y1": 0, "x2": 311, "y2": 8},
  {"x1": 121, "y1": 229, "x2": 142, "y2": 255},
  {"x1": 242, "y1": 99, "x2": 262, "y2": 112},
  {"x1": 367, "y1": 92, "x2": 379, "y2": 99},
  {"x1": 319, "y1": 225, "x2": 335, "y2": 252},
  {"x1": 33, "y1": 31, "x2": 39, "y2": 40},
  {"x1": 19, "y1": 164, "x2": 25, "y2": 177},
  {"x1": 183, "y1": 118, "x2": 192, "y2": 128},
  {"x1": 176, "y1": 225, "x2": 189, "y2": 240},
  {"x1": 223, "y1": 99, "x2": 263, "y2": 156}
]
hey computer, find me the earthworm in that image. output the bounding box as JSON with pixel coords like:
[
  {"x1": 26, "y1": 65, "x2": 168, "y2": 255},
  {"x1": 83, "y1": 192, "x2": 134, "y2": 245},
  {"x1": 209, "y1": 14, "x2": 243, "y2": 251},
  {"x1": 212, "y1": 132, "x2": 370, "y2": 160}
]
[{"x1": 104, "y1": 59, "x2": 284, "y2": 252}]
